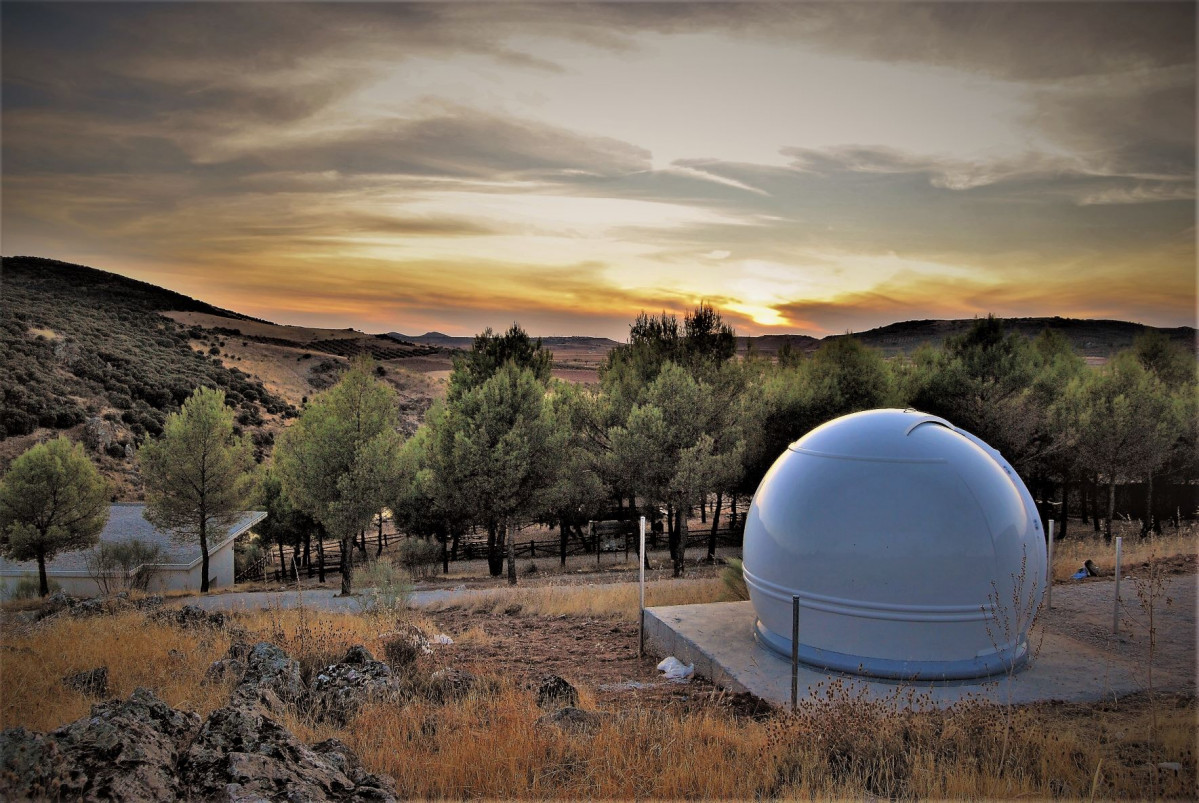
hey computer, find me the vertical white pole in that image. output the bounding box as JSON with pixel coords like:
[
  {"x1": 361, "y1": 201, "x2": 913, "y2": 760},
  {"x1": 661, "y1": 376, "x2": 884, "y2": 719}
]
[
  {"x1": 1046, "y1": 519, "x2": 1055, "y2": 609},
  {"x1": 638, "y1": 516, "x2": 646, "y2": 657},
  {"x1": 791, "y1": 595, "x2": 800, "y2": 712},
  {"x1": 1113, "y1": 536, "x2": 1123, "y2": 634}
]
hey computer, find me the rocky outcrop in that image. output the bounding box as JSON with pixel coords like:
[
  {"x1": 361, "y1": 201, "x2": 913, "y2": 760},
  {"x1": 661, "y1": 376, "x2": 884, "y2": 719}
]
[
  {"x1": 38, "y1": 592, "x2": 165, "y2": 621},
  {"x1": 305, "y1": 645, "x2": 402, "y2": 726},
  {"x1": 183, "y1": 704, "x2": 394, "y2": 801},
  {"x1": 0, "y1": 685, "x2": 395, "y2": 802},
  {"x1": 234, "y1": 642, "x2": 305, "y2": 710},
  {"x1": 0, "y1": 688, "x2": 202, "y2": 800}
]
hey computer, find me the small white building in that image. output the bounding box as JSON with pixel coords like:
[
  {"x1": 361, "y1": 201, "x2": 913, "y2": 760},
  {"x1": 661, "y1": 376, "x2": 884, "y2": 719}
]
[{"x1": 0, "y1": 503, "x2": 265, "y2": 599}]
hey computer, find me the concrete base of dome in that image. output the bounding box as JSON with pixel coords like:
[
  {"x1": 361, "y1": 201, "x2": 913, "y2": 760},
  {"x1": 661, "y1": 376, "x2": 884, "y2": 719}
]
[
  {"x1": 753, "y1": 619, "x2": 1031, "y2": 681},
  {"x1": 642, "y1": 600, "x2": 1174, "y2": 708}
]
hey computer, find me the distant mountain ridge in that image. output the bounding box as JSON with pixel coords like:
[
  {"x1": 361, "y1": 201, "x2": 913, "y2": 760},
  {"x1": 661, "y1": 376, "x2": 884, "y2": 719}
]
[{"x1": 389, "y1": 332, "x2": 624, "y2": 351}]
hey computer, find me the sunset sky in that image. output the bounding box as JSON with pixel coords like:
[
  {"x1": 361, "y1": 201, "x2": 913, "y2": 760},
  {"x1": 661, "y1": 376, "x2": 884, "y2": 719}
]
[{"x1": 2, "y1": 2, "x2": 1195, "y2": 339}]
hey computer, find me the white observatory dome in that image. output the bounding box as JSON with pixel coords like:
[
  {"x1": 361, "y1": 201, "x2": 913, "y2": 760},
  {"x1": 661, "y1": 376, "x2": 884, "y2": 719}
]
[{"x1": 743, "y1": 409, "x2": 1045, "y2": 680}]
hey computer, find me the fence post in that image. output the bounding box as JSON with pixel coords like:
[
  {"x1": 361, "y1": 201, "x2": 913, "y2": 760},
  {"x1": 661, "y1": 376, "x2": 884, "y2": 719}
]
[
  {"x1": 530, "y1": 540, "x2": 535, "y2": 559},
  {"x1": 639, "y1": 516, "x2": 646, "y2": 657},
  {"x1": 1113, "y1": 536, "x2": 1123, "y2": 634},
  {"x1": 1046, "y1": 519, "x2": 1055, "y2": 610},
  {"x1": 791, "y1": 595, "x2": 800, "y2": 712}
]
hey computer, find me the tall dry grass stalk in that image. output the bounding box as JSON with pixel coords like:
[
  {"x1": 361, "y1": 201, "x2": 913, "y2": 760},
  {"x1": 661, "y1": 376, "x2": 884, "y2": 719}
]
[{"x1": 0, "y1": 612, "x2": 233, "y2": 732}]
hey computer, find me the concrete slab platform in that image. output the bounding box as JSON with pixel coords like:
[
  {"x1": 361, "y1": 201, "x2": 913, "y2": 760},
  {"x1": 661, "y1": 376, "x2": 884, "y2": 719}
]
[{"x1": 645, "y1": 599, "x2": 1188, "y2": 708}]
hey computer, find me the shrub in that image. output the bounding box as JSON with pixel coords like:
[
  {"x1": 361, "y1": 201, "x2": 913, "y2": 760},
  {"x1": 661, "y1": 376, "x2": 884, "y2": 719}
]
[
  {"x1": 10, "y1": 575, "x2": 61, "y2": 599},
  {"x1": 359, "y1": 558, "x2": 412, "y2": 614},
  {"x1": 396, "y1": 537, "x2": 441, "y2": 580},
  {"x1": 85, "y1": 539, "x2": 164, "y2": 595}
]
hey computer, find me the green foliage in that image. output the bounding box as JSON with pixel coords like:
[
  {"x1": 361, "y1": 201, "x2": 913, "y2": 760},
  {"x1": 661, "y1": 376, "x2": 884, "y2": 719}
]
[
  {"x1": 275, "y1": 358, "x2": 402, "y2": 594},
  {"x1": 0, "y1": 257, "x2": 294, "y2": 441},
  {"x1": 395, "y1": 537, "x2": 442, "y2": 580},
  {"x1": 86, "y1": 538, "x2": 165, "y2": 594},
  {"x1": 0, "y1": 437, "x2": 110, "y2": 595},
  {"x1": 139, "y1": 387, "x2": 255, "y2": 592},
  {"x1": 359, "y1": 557, "x2": 412, "y2": 615},
  {"x1": 448, "y1": 323, "x2": 552, "y2": 400},
  {"x1": 9, "y1": 575, "x2": 61, "y2": 600},
  {"x1": 719, "y1": 557, "x2": 750, "y2": 601}
]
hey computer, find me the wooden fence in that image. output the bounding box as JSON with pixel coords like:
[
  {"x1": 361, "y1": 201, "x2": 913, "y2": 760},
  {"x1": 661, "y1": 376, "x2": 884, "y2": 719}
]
[{"x1": 239, "y1": 521, "x2": 745, "y2": 584}]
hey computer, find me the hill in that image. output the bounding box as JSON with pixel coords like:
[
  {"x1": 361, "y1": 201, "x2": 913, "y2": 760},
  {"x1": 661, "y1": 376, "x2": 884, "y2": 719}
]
[
  {"x1": 823, "y1": 317, "x2": 1197, "y2": 358},
  {"x1": 4, "y1": 256, "x2": 1193, "y2": 495}
]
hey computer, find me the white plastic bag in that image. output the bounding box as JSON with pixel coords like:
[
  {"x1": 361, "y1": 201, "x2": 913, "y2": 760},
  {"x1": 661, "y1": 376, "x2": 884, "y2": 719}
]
[{"x1": 656, "y1": 656, "x2": 694, "y2": 681}]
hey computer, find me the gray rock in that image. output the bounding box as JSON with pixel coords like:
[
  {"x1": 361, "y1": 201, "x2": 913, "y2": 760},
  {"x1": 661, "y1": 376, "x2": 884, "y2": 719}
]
[
  {"x1": 231, "y1": 642, "x2": 304, "y2": 712},
  {"x1": 51, "y1": 688, "x2": 200, "y2": 800},
  {"x1": 305, "y1": 645, "x2": 400, "y2": 726},
  {"x1": 62, "y1": 666, "x2": 108, "y2": 698},
  {"x1": 534, "y1": 674, "x2": 578, "y2": 710},
  {"x1": 0, "y1": 727, "x2": 73, "y2": 799},
  {"x1": 182, "y1": 704, "x2": 395, "y2": 802}
]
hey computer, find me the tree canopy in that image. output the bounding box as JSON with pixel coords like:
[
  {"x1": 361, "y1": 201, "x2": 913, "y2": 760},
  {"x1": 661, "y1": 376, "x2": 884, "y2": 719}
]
[
  {"x1": 139, "y1": 386, "x2": 254, "y2": 592},
  {"x1": 0, "y1": 437, "x2": 110, "y2": 596}
]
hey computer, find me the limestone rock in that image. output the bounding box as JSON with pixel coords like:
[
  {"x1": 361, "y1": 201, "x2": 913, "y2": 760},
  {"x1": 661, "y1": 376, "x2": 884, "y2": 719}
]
[
  {"x1": 51, "y1": 688, "x2": 200, "y2": 800},
  {"x1": 182, "y1": 704, "x2": 395, "y2": 802},
  {"x1": 230, "y1": 642, "x2": 304, "y2": 713},
  {"x1": 306, "y1": 645, "x2": 400, "y2": 726}
]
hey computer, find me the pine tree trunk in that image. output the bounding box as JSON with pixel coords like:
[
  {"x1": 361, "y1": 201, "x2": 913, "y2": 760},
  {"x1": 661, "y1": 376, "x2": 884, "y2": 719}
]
[
  {"x1": 507, "y1": 522, "x2": 517, "y2": 586},
  {"x1": 37, "y1": 552, "x2": 49, "y2": 597},
  {"x1": 675, "y1": 514, "x2": 687, "y2": 577},
  {"x1": 486, "y1": 520, "x2": 503, "y2": 576},
  {"x1": 340, "y1": 535, "x2": 353, "y2": 595},
  {"x1": 316, "y1": 532, "x2": 326, "y2": 583},
  {"x1": 559, "y1": 521, "x2": 568, "y2": 567},
  {"x1": 1143, "y1": 474, "x2": 1154, "y2": 535},
  {"x1": 700, "y1": 496, "x2": 706, "y2": 524},
  {"x1": 708, "y1": 491, "x2": 723, "y2": 562},
  {"x1": 1092, "y1": 476, "x2": 1102, "y2": 532},
  {"x1": 377, "y1": 514, "x2": 384, "y2": 557},
  {"x1": 667, "y1": 505, "x2": 677, "y2": 562},
  {"x1": 1059, "y1": 480, "x2": 1070, "y2": 538},
  {"x1": 200, "y1": 520, "x2": 210, "y2": 593},
  {"x1": 303, "y1": 530, "x2": 312, "y2": 578}
]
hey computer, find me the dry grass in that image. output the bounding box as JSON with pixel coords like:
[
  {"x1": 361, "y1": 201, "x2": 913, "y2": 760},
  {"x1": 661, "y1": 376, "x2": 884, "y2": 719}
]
[
  {"x1": 1051, "y1": 518, "x2": 1197, "y2": 581},
  {"x1": 0, "y1": 612, "x2": 233, "y2": 732},
  {"x1": 419, "y1": 577, "x2": 727, "y2": 621},
  {"x1": 3, "y1": 602, "x2": 1195, "y2": 799}
]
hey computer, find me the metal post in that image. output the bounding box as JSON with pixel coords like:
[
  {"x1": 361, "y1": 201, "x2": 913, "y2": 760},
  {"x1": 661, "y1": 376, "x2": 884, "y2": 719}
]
[
  {"x1": 1113, "y1": 536, "x2": 1123, "y2": 634},
  {"x1": 638, "y1": 516, "x2": 646, "y2": 657},
  {"x1": 791, "y1": 594, "x2": 800, "y2": 712},
  {"x1": 1046, "y1": 519, "x2": 1055, "y2": 610}
]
